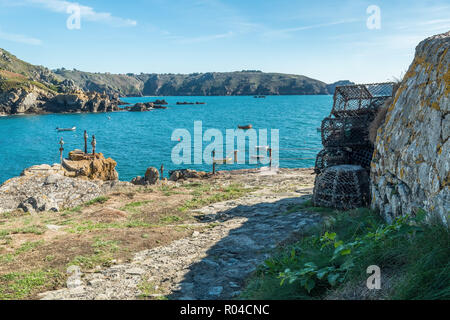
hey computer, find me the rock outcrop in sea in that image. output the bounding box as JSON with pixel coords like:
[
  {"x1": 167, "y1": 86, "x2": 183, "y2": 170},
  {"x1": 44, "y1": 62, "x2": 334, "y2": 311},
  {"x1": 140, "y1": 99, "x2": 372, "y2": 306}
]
[
  {"x1": 371, "y1": 31, "x2": 449, "y2": 224},
  {"x1": 0, "y1": 86, "x2": 121, "y2": 115},
  {"x1": 62, "y1": 150, "x2": 119, "y2": 181}
]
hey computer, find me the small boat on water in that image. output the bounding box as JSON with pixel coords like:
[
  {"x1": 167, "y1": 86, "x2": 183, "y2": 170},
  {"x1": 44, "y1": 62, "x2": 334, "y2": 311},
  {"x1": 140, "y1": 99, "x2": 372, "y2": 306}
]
[
  {"x1": 238, "y1": 124, "x2": 253, "y2": 130},
  {"x1": 56, "y1": 127, "x2": 76, "y2": 132}
]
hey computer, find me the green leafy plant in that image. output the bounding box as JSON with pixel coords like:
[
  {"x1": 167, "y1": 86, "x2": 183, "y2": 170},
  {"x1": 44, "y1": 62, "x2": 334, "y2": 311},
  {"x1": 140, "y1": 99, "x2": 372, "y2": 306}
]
[{"x1": 278, "y1": 213, "x2": 426, "y2": 293}]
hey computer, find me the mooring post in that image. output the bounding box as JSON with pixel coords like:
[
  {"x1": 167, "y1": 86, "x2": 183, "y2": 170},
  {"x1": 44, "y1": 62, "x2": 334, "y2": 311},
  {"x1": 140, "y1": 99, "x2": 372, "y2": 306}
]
[
  {"x1": 59, "y1": 137, "x2": 64, "y2": 164},
  {"x1": 91, "y1": 135, "x2": 96, "y2": 156},
  {"x1": 212, "y1": 151, "x2": 216, "y2": 175},
  {"x1": 269, "y1": 148, "x2": 272, "y2": 168},
  {"x1": 83, "y1": 130, "x2": 88, "y2": 154}
]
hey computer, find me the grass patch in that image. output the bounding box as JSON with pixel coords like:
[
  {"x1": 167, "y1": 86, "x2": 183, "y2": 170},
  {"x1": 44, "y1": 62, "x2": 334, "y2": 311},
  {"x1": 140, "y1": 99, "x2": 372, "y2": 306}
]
[
  {"x1": 0, "y1": 225, "x2": 47, "y2": 239},
  {"x1": 158, "y1": 185, "x2": 183, "y2": 196},
  {"x1": 138, "y1": 278, "x2": 167, "y2": 300},
  {"x1": 138, "y1": 280, "x2": 159, "y2": 297},
  {"x1": 0, "y1": 241, "x2": 45, "y2": 265},
  {"x1": 61, "y1": 196, "x2": 110, "y2": 216},
  {"x1": 67, "y1": 217, "x2": 159, "y2": 233},
  {"x1": 61, "y1": 206, "x2": 82, "y2": 216},
  {"x1": 120, "y1": 200, "x2": 153, "y2": 214},
  {"x1": 16, "y1": 240, "x2": 44, "y2": 255},
  {"x1": 68, "y1": 237, "x2": 120, "y2": 270},
  {"x1": 125, "y1": 220, "x2": 155, "y2": 228},
  {"x1": 159, "y1": 215, "x2": 183, "y2": 224},
  {"x1": 84, "y1": 196, "x2": 110, "y2": 207},
  {"x1": 179, "y1": 184, "x2": 253, "y2": 212},
  {"x1": 0, "y1": 269, "x2": 64, "y2": 300},
  {"x1": 241, "y1": 208, "x2": 450, "y2": 300},
  {"x1": 0, "y1": 253, "x2": 15, "y2": 264}
]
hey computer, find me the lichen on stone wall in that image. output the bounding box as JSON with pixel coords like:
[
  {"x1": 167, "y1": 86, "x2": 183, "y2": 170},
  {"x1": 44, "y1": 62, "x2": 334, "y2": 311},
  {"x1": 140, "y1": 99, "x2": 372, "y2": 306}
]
[{"x1": 371, "y1": 31, "x2": 449, "y2": 224}]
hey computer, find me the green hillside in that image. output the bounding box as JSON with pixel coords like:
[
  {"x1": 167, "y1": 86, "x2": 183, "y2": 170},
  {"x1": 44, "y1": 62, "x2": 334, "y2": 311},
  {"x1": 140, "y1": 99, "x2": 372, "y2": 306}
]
[
  {"x1": 54, "y1": 69, "x2": 335, "y2": 96},
  {"x1": 1, "y1": 47, "x2": 352, "y2": 98},
  {"x1": 0, "y1": 48, "x2": 60, "y2": 92}
]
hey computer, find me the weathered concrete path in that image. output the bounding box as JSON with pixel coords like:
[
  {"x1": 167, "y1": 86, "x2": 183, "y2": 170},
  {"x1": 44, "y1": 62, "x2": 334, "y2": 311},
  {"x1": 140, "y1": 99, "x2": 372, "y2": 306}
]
[{"x1": 40, "y1": 169, "x2": 321, "y2": 300}]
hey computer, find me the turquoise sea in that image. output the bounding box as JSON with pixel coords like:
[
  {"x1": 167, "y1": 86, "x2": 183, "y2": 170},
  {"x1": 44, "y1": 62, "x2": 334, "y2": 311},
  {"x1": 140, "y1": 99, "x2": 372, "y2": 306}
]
[{"x1": 0, "y1": 95, "x2": 332, "y2": 184}]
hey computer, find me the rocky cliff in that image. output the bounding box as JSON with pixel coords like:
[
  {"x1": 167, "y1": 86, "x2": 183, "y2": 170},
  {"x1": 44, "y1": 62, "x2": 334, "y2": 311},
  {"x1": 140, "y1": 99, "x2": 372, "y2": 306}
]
[
  {"x1": 0, "y1": 86, "x2": 121, "y2": 115},
  {"x1": 371, "y1": 31, "x2": 449, "y2": 224},
  {"x1": 0, "y1": 49, "x2": 121, "y2": 115},
  {"x1": 54, "y1": 69, "x2": 350, "y2": 97}
]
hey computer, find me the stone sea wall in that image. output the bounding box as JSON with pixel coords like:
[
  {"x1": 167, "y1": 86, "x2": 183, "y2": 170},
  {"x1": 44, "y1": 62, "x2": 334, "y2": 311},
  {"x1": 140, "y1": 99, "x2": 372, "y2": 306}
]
[{"x1": 371, "y1": 31, "x2": 449, "y2": 224}]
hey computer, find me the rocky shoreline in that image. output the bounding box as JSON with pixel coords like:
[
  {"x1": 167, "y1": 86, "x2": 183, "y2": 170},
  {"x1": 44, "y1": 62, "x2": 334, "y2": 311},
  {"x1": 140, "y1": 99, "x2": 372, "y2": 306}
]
[
  {"x1": 0, "y1": 149, "x2": 277, "y2": 214},
  {"x1": 0, "y1": 86, "x2": 122, "y2": 116},
  {"x1": 0, "y1": 150, "x2": 128, "y2": 214}
]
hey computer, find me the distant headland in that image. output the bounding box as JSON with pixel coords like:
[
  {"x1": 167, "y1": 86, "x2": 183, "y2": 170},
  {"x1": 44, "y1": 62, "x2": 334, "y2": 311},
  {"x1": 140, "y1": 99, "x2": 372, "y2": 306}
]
[{"x1": 0, "y1": 47, "x2": 353, "y2": 115}]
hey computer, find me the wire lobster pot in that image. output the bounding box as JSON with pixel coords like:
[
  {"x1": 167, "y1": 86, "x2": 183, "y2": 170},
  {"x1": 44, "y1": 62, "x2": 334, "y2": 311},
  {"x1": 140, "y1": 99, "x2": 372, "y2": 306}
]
[
  {"x1": 332, "y1": 82, "x2": 394, "y2": 118},
  {"x1": 350, "y1": 144, "x2": 375, "y2": 170},
  {"x1": 314, "y1": 147, "x2": 351, "y2": 174},
  {"x1": 313, "y1": 165, "x2": 370, "y2": 209},
  {"x1": 321, "y1": 114, "x2": 375, "y2": 148}
]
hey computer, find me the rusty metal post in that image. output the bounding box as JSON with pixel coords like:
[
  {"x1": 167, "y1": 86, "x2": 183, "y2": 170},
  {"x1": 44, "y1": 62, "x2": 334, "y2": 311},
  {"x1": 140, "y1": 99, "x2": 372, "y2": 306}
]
[
  {"x1": 212, "y1": 151, "x2": 216, "y2": 175},
  {"x1": 91, "y1": 135, "x2": 96, "y2": 156},
  {"x1": 59, "y1": 137, "x2": 64, "y2": 164},
  {"x1": 84, "y1": 130, "x2": 88, "y2": 154}
]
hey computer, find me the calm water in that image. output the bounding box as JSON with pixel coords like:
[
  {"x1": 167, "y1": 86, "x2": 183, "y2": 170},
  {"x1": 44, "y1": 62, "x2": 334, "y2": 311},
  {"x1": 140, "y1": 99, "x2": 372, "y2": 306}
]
[{"x1": 0, "y1": 95, "x2": 332, "y2": 184}]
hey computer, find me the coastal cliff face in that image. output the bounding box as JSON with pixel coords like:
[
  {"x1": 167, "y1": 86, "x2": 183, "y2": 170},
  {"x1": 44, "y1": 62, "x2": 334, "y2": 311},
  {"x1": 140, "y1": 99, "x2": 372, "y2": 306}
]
[
  {"x1": 0, "y1": 85, "x2": 53, "y2": 114},
  {"x1": 0, "y1": 87, "x2": 120, "y2": 115},
  {"x1": 371, "y1": 32, "x2": 449, "y2": 224},
  {"x1": 0, "y1": 49, "x2": 120, "y2": 115},
  {"x1": 54, "y1": 69, "x2": 352, "y2": 97}
]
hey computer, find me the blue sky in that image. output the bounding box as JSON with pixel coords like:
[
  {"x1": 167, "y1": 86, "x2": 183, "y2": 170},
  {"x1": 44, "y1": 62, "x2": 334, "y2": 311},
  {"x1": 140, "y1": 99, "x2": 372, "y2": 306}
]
[{"x1": 0, "y1": 0, "x2": 449, "y2": 83}]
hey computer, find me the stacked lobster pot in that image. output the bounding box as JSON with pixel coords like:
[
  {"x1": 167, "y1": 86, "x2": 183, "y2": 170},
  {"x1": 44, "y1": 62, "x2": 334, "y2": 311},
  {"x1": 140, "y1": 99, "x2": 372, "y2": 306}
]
[{"x1": 313, "y1": 83, "x2": 395, "y2": 209}]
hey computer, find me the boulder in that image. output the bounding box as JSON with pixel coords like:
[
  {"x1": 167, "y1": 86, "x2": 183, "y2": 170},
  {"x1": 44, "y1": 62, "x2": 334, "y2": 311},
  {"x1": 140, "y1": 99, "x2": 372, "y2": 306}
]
[
  {"x1": 129, "y1": 103, "x2": 148, "y2": 112},
  {"x1": 131, "y1": 167, "x2": 160, "y2": 185},
  {"x1": 18, "y1": 196, "x2": 59, "y2": 213},
  {"x1": 169, "y1": 171, "x2": 183, "y2": 182},
  {"x1": 169, "y1": 169, "x2": 209, "y2": 182},
  {"x1": 130, "y1": 176, "x2": 146, "y2": 186},
  {"x1": 62, "y1": 151, "x2": 119, "y2": 181},
  {"x1": 144, "y1": 167, "x2": 160, "y2": 184}
]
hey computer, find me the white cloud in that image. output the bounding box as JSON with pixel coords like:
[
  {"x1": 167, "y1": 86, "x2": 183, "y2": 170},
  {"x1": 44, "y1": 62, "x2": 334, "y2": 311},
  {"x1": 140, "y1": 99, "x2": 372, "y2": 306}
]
[
  {"x1": 0, "y1": 27, "x2": 42, "y2": 45},
  {"x1": 23, "y1": 0, "x2": 137, "y2": 27},
  {"x1": 263, "y1": 19, "x2": 361, "y2": 38}
]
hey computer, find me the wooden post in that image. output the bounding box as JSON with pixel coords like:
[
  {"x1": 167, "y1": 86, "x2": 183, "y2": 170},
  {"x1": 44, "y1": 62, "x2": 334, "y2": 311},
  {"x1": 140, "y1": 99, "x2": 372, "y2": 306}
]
[
  {"x1": 234, "y1": 150, "x2": 238, "y2": 164},
  {"x1": 160, "y1": 164, "x2": 164, "y2": 180},
  {"x1": 212, "y1": 151, "x2": 216, "y2": 175}
]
